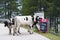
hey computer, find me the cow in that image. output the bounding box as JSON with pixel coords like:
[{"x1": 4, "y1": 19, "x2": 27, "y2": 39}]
[
  {"x1": 4, "y1": 19, "x2": 16, "y2": 35},
  {"x1": 4, "y1": 15, "x2": 39, "y2": 36},
  {"x1": 13, "y1": 15, "x2": 36, "y2": 35}
]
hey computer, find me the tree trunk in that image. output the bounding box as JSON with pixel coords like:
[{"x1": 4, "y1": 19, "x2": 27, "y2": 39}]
[
  {"x1": 5, "y1": 1, "x2": 6, "y2": 19},
  {"x1": 54, "y1": 17, "x2": 58, "y2": 33}
]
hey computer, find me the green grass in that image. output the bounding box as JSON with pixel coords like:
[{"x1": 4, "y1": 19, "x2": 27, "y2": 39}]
[
  {"x1": 34, "y1": 28, "x2": 60, "y2": 40},
  {"x1": 40, "y1": 33, "x2": 60, "y2": 40}
]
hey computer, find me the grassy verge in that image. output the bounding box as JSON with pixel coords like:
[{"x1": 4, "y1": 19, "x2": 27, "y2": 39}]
[
  {"x1": 40, "y1": 33, "x2": 60, "y2": 40},
  {"x1": 34, "y1": 28, "x2": 60, "y2": 40}
]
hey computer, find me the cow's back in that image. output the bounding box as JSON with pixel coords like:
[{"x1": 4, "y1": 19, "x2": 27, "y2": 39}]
[{"x1": 15, "y1": 16, "x2": 32, "y2": 25}]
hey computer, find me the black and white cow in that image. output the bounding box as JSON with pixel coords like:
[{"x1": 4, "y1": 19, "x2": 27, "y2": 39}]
[
  {"x1": 13, "y1": 16, "x2": 36, "y2": 35},
  {"x1": 4, "y1": 15, "x2": 39, "y2": 36},
  {"x1": 4, "y1": 19, "x2": 16, "y2": 35}
]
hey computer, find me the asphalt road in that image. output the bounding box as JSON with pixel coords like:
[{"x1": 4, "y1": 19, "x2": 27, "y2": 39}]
[{"x1": 0, "y1": 23, "x2": 50, "y2": 40}]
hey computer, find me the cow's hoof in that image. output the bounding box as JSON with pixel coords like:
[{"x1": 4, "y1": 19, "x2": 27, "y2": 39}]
[
  {"x1": 28, "y1": 30, "x2": 30, "y2": 32},
  {"x1": 13, "y1": 34, "x2": 15, "y2": 36},
  {"x1": 19, "y1": 33, "x2": 21, "y2": 34},
  {"x1": 9, "y1": 33, "x2": 12, "y2": 35},
  {"x1": 18, "y1": 32, "x2": 21, "y2": 34},
  {"x1": 19, "y1": 32, "x2": 21, "y2": 34},
  {"x1": 16, "y1": 34, "x2": 19, "y2": 36},
  {"x1": 29, "y1": 32, "x2": 33, "y2": 34}
]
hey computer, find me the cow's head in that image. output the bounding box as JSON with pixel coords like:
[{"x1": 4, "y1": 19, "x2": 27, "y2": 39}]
[{"x1": 4, "y1": 21, "x2": 8, "y2": 27}]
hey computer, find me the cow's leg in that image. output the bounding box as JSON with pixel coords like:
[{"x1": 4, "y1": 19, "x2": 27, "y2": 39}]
[
  {"x1": 28, "y1": 25, "x2": 30, "y2": 32},
  {"x1": 13, "y1": 27, "x2": 18, "y2": 36},
  {"x1": 18, "y1": 26, "x2": 21, "y2": 34},
  {"x1": 13, "y1": 26, "x2": 19, "y2": 36},
  {"x1": 13, "y1": 21, "x2": 18, "y2": 36},
  {"x1": 28, "y1": 25, "x2": 33, "y2": 34},
  {"x1": 9, "y1": 28, "x2": 11, "y2": 35},
  {"x1": 8, "y1": 26, "x2": 12, "y2": 35},
  {"x1": 13, "y1": 25, "x2": 16, "y2": 36},
  {"x1": 30, "y1": 26, "x2": 33, "y2": 34}
]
